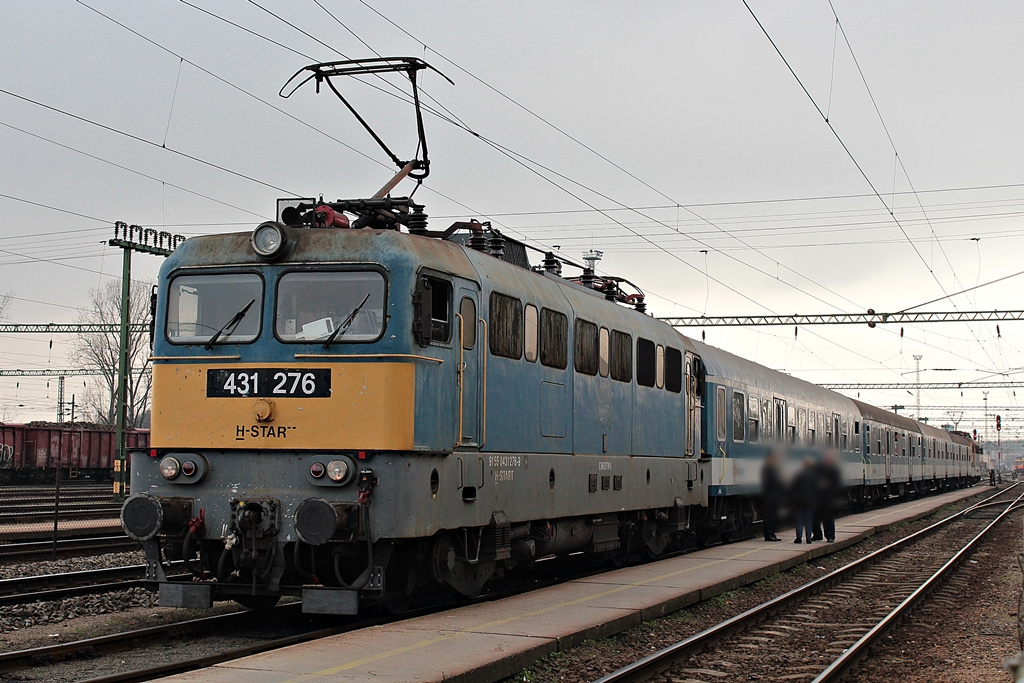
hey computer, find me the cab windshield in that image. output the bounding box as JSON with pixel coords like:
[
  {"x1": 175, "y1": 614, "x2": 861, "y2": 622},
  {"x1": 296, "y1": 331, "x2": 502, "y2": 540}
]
[
  {"x1": 276, "y1": 271, "x2": 386, "y2": 343},
  {"x1": 166, "y1": 273, "x2": 263, "y2": 344}
]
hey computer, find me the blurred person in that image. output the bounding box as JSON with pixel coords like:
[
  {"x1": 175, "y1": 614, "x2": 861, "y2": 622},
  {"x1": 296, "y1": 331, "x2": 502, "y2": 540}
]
[
  {"x1": 812, "y1": 451, "x2": 842, "y2": 543},
  {"x1": 760, "y1": 450, "x2": 784, "y2": 542},
  {"x1": 791, "y1": 457, "x2": 818, "y2": 544}
]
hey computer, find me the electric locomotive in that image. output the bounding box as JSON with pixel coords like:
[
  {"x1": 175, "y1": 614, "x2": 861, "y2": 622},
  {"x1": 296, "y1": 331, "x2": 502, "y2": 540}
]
[{"x1": 121, "y1": 194, "x2": 981, "y2": 614}]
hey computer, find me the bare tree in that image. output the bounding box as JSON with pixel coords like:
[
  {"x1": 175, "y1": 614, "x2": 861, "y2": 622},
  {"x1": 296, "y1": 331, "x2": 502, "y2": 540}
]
[
  {"x1": 71, "y1": 279, "x2": 154, "y2": 427},
  {"x1": 0, "y1": 292, "x2": 11, "y2": 321}
]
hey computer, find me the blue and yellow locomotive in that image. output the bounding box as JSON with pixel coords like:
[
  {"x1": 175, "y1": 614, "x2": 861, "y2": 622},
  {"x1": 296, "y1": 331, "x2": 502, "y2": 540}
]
[{"x1": 121, "y1": 195, "x2": 982, "y2": 613}]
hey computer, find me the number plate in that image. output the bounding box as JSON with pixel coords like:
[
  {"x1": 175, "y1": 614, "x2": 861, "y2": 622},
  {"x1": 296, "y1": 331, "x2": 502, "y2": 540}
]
[{"x1": 206, "y1": 369, "x2": 332, "y2": 398}]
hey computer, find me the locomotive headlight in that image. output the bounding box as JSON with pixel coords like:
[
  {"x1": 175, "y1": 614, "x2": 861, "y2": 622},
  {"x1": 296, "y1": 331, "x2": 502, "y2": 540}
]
[
  {"x1": 159, "y1": 456, "x2": 181, "y2": 480},
  {"x1": 251, "y1": 222, "x2": 287, "y2": 259},
  {"x1": 326, "y1": 459, "x2": 349, "y2": 482}
]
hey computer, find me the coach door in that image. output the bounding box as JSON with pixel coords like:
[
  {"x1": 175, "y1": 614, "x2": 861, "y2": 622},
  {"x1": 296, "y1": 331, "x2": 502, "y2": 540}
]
[
  {"x1": 774, "y1": 398, "x2": 787, "y2": 443},
  {"x1": 685, "y1": 352, "x2": 703, "y2": 456},
  {"x1": 456, "y1": 290, "x2": 483, "y2": 448},
  {"x1": 885, "y1": 429, "x2": 893, "y2": 479}
]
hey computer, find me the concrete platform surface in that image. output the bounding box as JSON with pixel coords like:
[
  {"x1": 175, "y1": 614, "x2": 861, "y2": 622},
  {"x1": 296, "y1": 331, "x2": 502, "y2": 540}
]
[{"x1": 160, "y1": 485, "x2": 987, "y2": 683}]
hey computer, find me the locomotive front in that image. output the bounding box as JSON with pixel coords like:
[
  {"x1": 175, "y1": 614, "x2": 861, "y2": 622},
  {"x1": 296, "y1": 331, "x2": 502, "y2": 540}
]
[{"x1": 121, "y1": 206, "x2": 473, "y2": 613}]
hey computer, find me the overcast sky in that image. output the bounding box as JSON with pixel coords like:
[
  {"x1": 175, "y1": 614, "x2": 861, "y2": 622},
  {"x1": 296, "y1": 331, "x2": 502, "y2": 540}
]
[{"x1": 2, "y1": 1, "x2": 1023, "y2": 445}]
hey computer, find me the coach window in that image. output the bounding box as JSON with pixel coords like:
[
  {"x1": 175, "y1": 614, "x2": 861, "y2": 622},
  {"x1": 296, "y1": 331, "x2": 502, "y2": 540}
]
[
  {"x1": 523, "y1": 304, "x2": 538, "y2": 361},
  {"x1": 865, "y1": 425, "x2": 871, "y2": 454},
  {"x1": 540, "y1": 309, "x2": 568, "y2": 369},
  {"x1": 610, "y1": 330, "x2": 632, "y2": 382},
  {"x1": 841, "y1": 420, "x2": 848, "y2": 451},
  {"x1": 637, "y1": 338, "x2": 656, "y2": 387},
  {"x1": 460, "y1": 297, "x2": 476, "y2": 349},
  {"x1": 665, "y1": 347, "x2": 682, "y2": 393},
  {"x1": 798, "y1": 408, "x2": 807, "y2": 446},
  {"x1": 598, "y1": 327, "x2": 610, "y2": 377},
  {"x1": 748, "y1": 396, "x2": 760, "y2": 443},
  {"x1": 733, "y1": 391, "x2": 745, "y2": 442},
  {"x1": 854, "y1": 422, "x2": 861, "y2": 453},
  {"x1": 575, "y1": 319, "x2": 599, "y2": 376},
  {"x1": 760, "y1": 398, "x2": 772, "y2": 442},
  {"x1": 489, "y1": 293, "x2": 524, "y2": 359},
  {"x1": 716, "y1": 387, "x2": 727, "y2": 442}
]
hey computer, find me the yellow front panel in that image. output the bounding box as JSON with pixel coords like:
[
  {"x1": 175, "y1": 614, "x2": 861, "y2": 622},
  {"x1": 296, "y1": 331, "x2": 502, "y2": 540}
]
[{"x1": 151, "y1": 362, "x2": 415, "y2": 450}]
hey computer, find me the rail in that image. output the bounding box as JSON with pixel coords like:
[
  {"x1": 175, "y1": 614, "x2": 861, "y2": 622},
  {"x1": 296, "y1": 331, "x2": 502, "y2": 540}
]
[{"x1": 594, "y1": 484, "x2": 1020, "y2": 683}]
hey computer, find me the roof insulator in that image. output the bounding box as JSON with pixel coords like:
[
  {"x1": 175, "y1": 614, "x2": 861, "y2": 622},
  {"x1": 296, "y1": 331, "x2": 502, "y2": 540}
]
[
  {"x1": 486, "y1": 234, "x2": 505, "y2": 258},
  {"x1": 542, "y1": 252, "x2": 562, "y2": 277},
  {"x1": 407, "y1": 206, "x2": 428, "y2": 235}
]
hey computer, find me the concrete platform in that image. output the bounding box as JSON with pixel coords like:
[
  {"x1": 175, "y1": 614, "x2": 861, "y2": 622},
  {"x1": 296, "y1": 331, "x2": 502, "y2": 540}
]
[{"x1": 161, "y1": 485, "x2": 987, "y2": 683}]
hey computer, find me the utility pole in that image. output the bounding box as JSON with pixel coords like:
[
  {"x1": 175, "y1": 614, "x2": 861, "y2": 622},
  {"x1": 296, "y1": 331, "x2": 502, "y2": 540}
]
[
  {"x1": 107, "y1": 222, "x2": 182, "y2": 499},
  {"x1": 57, "y1": 375, "x2": 65, "y2": 423},
  {"x1": 913, "y1": 355, "x2": 923, "y2": 420}
]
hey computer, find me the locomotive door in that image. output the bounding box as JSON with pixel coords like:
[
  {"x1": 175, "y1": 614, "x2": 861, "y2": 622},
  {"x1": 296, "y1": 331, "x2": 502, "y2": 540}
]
[
  {"x1": 456, "y1": 290, "x2": 482, "y2": 448},
  {"x1": 684, "y1": 352, "x2": 703, "y2": 456}
]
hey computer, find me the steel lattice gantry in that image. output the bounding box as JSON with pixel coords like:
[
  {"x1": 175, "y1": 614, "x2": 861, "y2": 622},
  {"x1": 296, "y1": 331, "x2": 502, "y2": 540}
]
[
  {"x1": 0, "y1": 369, "x2": 147, "y2": 376},
  {"x1": 821, "y1": 381, "x2": 1024, "y2": 390},
  {"x1": 658, "y1": 310, "x2": 1024, "y2": 327},
  {"x1": 0, "y1": 323, "x2": 149, "y2": 333}
]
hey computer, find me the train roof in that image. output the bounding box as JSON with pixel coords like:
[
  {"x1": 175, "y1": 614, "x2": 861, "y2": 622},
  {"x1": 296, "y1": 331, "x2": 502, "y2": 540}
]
[
  {"x1": 687, "y1": 337, "x2": 858, "y2": 414},
  {"x1": 850, "y1": 400, "x2": 922, "y2": 432},
  {"x1": 163, "y1": 228, "x2": 482, "y2": 282}
]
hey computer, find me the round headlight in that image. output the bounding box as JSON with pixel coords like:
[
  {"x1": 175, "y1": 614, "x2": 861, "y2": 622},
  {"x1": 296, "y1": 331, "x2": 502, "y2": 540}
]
[
  {"x1": 159, "y1": 456, "x2": 180, "y2": 480},
  {"x1": 251, "y1": 222, "x2": 286, "y2": 259},
  {"x1": 326, "y1": 459, "x2": 349, "y2": 482},
  {"x1": 180, "y1": 460, "x2": 197, "y2": 477},
  {"x1": 310, "y1": 462, "x2": 326, "y2": 479}
]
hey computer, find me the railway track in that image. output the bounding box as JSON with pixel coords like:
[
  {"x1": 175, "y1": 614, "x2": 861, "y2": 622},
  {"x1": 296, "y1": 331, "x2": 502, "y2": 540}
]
[
  {"x1": 0, "y1": 562, "x2": 187, "y2": 606},
  {"x1": 594, "y1": 484, "x2": 1022, "y2": 683},
  {"x1": 0, "y1": 487, "x2": 995, "y2": 681},
  {"x1": 0, "y1": 535, "x2": 136, "y2": 562},
  {"x1": 0, "y1": 505, "x2": 122, "y2": 524}
]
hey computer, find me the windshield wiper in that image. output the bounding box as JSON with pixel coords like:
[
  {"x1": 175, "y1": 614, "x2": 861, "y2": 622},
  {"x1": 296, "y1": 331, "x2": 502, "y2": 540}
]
[
  {"x1": 204, "y1": 299, "x2": 256, "y2": 350},
  {"x1": 322, "y1": 293, "x2": 371, "y2": 349}
]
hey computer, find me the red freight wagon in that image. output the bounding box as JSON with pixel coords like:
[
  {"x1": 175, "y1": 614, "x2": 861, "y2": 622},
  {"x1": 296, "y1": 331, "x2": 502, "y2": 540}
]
[{"x1": 0, "y1": 423, "x2": 149, "y2": 483}]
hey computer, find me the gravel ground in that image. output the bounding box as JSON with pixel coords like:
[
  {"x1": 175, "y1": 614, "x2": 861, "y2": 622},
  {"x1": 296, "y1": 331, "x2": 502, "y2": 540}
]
[
  {"x1": 504, "y1": 488, "x2": 1011, "y2": 683},
  {"x1": 0, "y1": 550, "x2": 146, "y2": 580},
  {"x1": 848, "y1": 510, "x2": 1022, "y2": 683},
  {"x1": 0, "y1": 550, "x2": 158, "y2": 637}
]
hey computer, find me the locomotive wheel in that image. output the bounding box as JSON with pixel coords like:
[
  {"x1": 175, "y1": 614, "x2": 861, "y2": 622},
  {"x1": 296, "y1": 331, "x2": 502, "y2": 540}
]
[{"x1": 234, "y1": 595, "x2": 280, "y2": 611}]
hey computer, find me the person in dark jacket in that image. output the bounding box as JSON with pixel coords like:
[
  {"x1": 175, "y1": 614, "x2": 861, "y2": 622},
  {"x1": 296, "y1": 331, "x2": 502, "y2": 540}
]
[
  {"x1": 791, "y1": 457, "x2": 818, "y2": 544},
  {"x1": 812, "y1": 450, "x2": 842, "y2": 542},
  {"x1": 760, "y1": 450, "x2": 784, "y2": 542}
]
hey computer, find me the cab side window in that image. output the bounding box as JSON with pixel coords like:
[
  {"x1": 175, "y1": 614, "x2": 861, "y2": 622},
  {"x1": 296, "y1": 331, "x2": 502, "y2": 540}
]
[
  {"x1": 489, "y1": 292, "x2": 523, "y2": 359},
  {"x1": 575, "y1": 319, "x2": 599, "y2": 376},
  {"x1": 610, "y1": 331, "x2": 633, "y2": 382},
  {"x1": 540, "y1": 308, "x2": 568, "y2": 369}
]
